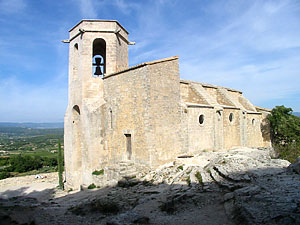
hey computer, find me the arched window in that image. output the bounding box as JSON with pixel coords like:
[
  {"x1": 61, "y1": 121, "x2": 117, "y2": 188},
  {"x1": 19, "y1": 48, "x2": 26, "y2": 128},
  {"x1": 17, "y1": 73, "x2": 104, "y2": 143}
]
[
  {"x1": 73, "y1": 105, "x2": 80, "y2": 115},
  {"x1": 72, "y1": 105, "x2": 80, "y2": 124},
  {"x1": 92, "y1": 38, "x2": 106, "y2": 77}
]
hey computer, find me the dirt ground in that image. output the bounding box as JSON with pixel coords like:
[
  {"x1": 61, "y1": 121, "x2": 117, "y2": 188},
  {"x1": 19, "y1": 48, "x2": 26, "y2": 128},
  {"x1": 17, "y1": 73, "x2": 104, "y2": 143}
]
[{"x1": 0, "y1": 172, "x2": 234, "y2": 225}]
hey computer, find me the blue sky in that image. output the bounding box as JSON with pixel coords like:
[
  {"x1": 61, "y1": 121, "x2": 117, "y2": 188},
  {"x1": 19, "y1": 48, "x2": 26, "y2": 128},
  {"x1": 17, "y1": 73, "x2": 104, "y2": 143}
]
[{"x1": 0, "y1": 0, "x2": 299, "y2": 122}]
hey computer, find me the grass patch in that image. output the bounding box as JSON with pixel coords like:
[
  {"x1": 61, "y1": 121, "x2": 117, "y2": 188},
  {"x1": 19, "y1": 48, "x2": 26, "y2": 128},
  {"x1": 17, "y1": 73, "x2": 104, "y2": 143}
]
[
  {"x1": 160, "y1": 200, "x2": 176, "y2": 214},
  {"x1": 92, "y1": 169, "x2": 104, "y2": 175},
  {"x1": 69, "y1": 199, "x2": 120, "y2": 215},
  {"x1": 186, "y1": 176, "x2": 191, "y2": 186},
  {"x1": 195, "y1": 171, "x2": 203, "y2": 185},
  {"x1": 90, "y1": 199, "x2": 120, "y2": 214},
  {"x1": 177, "y1": 165, "x2": 183, "y2": 170},
  {"x1": 87, "y1": 183, "x2": 96, "y2": 189}
]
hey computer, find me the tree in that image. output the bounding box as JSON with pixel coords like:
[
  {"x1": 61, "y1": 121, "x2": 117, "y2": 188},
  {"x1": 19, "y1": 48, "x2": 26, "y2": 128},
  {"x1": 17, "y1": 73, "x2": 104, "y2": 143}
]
[
  {"x1": 9, "y1": 155, "x2": 42, "y2": 173},
  {"x1": 268, "y1": 105, "x2": 300, "y2": 162},
  {"x1": 57, "y1": 140, "x2": 64, "y2": 190}
]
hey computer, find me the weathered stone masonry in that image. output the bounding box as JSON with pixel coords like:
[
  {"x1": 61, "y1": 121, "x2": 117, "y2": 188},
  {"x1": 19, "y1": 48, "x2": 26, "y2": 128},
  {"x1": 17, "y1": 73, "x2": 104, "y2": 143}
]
[{"x1": 64, "y1": 20, "x2": 271, "y2": 189}]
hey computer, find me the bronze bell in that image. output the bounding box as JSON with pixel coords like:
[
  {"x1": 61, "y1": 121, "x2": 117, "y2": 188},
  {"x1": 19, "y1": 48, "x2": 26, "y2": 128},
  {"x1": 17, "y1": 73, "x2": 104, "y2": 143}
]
[
  {"x1": 94, "y1": 66, "x2": 102, "y2": 76},
  {"x1": 93, "y1": 57, "x2": 104, "y2": 76}
]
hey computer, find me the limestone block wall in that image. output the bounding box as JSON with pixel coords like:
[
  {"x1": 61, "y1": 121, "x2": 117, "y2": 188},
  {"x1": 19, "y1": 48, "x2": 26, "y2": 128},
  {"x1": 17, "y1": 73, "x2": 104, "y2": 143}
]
[
  {"x1": 214, "y1": 109, "x2": 224, "y2": 150},
  {"x1": 223, "y1": 108, "x2": 241, "y2": 149},
  {"x1": 246, "y1": 113, "x2": 264, "y2": 147},
  {"x1": 186, "y1": 107, "x2": 215, "y2": 153},
  {"x1": 103, "y1": 66, "x2": 151, "y2": 165},
  {"x1": 79, "y1": 99, "x2": 106, "y2": 186},
  {"x1": 64, "y1": 106, "x2": 83, "y2": 189},
  {"x1": 103, "y1": 57, "x2": 181, "y2": 167},
  {"x1": 147, "y1": 59, "x2": 181, "y2": 166}
]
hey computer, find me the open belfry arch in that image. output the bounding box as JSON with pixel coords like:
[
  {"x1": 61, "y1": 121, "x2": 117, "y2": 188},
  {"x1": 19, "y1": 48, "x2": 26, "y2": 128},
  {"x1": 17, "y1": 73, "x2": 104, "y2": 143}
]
[{"x1": 64, "y1": 20, "x2": 271, "y2": 189}]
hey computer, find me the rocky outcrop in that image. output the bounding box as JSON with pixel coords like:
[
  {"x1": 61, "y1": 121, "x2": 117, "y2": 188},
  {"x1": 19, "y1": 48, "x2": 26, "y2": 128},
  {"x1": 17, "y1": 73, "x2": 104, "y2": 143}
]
[
  {"x1": 288, "y1": 156, "x2": 300, "y2": 174},
  {"x1": 203, "y1": 148, "x2": 300, "y2": 225},
  {"x1": 138, "y1": 147, "x2": 300, "y2": 225},
  {"x1": 0, "y1": 147, "x2": 299, "y2": 225}
]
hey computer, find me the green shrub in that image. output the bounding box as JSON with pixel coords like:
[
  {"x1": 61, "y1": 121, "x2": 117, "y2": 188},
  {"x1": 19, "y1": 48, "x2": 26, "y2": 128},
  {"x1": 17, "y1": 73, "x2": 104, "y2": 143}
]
[
  {"x1": 274, "y1": 143, "x2": 300, "y2": 163},
  {"x1": 0, "y1": 158, "x2": 10, "y2": 167},
  {"x1": 92, "y1": 169, "x2": 104, "y2": 175},
  {"x1": 268, "y1": 105, "x2": 300, "y2": 163},
  {"x1": 88, "y1": 183, "x2": 96, "y2": 189},
  {"x1": 0, "y1": 171, "x2": 10, "y2": 180}
]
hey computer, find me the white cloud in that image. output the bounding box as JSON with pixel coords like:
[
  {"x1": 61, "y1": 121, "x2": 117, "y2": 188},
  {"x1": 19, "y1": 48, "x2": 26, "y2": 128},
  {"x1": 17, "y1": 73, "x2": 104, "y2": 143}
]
[{"x1": 76, "y1": 0, "x2": 97, "y2": 18}]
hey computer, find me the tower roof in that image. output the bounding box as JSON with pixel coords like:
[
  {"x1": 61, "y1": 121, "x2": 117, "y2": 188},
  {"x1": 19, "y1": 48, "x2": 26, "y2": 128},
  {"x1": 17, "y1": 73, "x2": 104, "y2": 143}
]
[{"x1": 69, "y1": 19, "x2": 129, "y2": 34}]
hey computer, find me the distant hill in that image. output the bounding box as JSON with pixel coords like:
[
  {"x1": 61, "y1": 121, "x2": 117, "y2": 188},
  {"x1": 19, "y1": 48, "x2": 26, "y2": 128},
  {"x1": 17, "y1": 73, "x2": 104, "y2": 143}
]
[
  {"x1": 0, "y1": 122, "x2": 64, "y2": 129},
  {"x1": 292, "y1": 112, "x2": 300, "y2": 117},
  {"x1": 0, "y1": 127, "x2": 63, "y2": 137}
]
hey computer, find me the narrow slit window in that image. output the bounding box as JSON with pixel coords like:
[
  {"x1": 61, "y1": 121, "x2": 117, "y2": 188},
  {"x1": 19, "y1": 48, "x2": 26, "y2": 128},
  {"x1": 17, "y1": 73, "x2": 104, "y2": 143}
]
[
  {"x1": 125, "y1": 134, "x2": 132, "y2": 160},
  {"x1": 110, "y1": 109, "x2": 113, "y2": 129}
]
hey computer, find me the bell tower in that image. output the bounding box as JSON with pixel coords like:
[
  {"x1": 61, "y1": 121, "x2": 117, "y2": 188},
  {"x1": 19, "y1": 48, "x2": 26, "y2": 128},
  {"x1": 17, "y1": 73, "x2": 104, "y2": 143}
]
[
  {"x1": 64, "y1": 20, "x2": 132, "y2": 189},
  {"x1": 68, "y1": 19, "x2": 129, "y2": 76}
]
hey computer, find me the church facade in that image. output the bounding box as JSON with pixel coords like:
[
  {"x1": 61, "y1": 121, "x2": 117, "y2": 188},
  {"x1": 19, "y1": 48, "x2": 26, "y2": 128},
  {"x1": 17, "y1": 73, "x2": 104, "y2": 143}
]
[{"x1": 64, "y1": 20, "x2": 271, "y2": 189}]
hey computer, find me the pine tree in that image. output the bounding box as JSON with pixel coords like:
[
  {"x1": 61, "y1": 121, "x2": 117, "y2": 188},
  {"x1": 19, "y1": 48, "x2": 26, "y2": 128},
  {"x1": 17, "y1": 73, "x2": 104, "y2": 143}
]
[{"x1": 58, "y1": 140, "x2": 64, "y2": 190}]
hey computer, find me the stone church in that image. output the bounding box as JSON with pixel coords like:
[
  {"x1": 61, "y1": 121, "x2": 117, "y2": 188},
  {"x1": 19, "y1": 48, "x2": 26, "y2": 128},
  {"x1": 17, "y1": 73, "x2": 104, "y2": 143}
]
[{"x1": 64, "y1": 20, "x2": 271, "y2": 189}]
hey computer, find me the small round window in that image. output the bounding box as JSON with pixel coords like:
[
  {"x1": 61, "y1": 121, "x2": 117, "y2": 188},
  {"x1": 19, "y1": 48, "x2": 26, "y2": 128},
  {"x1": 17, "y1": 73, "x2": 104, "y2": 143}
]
[
  {"x1": 229, "y1": 113, "x2": 234, "y2": 122},
  {"x1": 199, "y1": 114, "x2": 204, "y2": 125}
]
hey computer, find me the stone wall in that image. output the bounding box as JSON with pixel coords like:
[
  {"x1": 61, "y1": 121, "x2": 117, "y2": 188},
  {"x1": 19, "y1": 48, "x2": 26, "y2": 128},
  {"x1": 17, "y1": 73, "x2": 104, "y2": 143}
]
[
  {"x1": 187, "y1": 106, "x2": 215, "y2": 153},
  {"x1": 103, "y1": 57, "x2": 181, "y2": 168},
  {"x1": 223, "y1": 108, "x2": 241, "y2": 149},
  {"x1": 147, "y1": 59, "x2": 182, "y2": 166}
]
